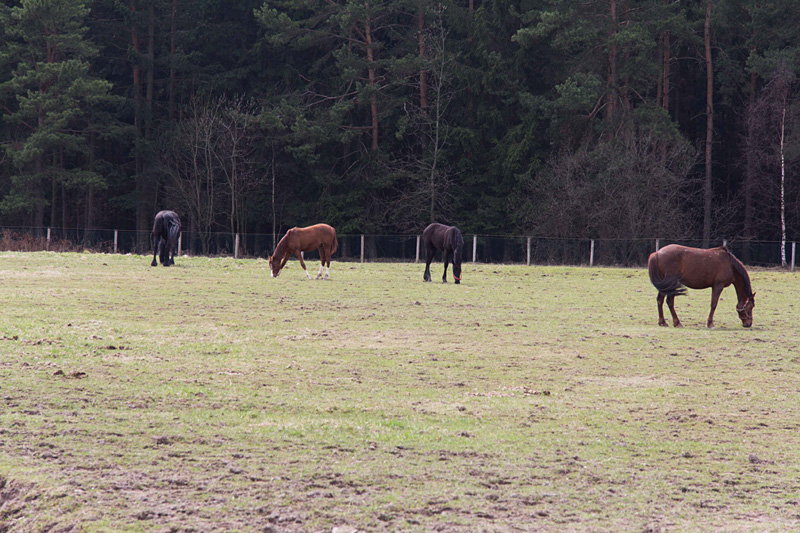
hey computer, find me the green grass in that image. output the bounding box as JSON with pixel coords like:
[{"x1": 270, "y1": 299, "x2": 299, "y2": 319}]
[{"x1": 1, "y1": 252, "x2": 799, "y2": 531}]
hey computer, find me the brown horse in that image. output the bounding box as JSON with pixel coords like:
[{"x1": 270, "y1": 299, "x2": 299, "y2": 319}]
[
  {"x1": 647, "y1": 244, "x2": 755, "y2": 328},
  {"x1": 269, "y1": 224, "x2": 338, "y2": 279}
]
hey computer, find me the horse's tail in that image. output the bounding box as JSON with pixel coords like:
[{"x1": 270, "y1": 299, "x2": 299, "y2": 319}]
[
  {"x1": 331, "y1": 229, "x2": 338, "y2": 255},
  {"x1": 647, "y1": 252, "x2": 686, "y2": 297},
  {"x1": 168, "y1": 219, "x2": 180, "y2": 248}
]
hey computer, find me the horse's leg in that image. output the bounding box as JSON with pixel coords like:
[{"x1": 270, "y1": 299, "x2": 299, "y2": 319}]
[
  {"x1": 707, "y1": 285, "x2": 724, "y2": 329},
  {"x1": 666, "y1": 295, "x2": 682, "y2": 328},
  {"x1": 322, "y1": 244, "x2": 331, "y2": 279},
  {"x1": 657, "y1": 293, "x2": 668, "y2": 327},
  {"x1": 442, "y1": 251, "x2": 450, "y2": 283},
  {"x1": 151, "y1": 236, "x2": 160, "y2": 266},
  {"x1": 423, "y1": 246, "x2": 434, "y2": 282},
  {"x1": 315, "y1": 245, "x2": 326, "y2": 279},
  {"x1": 297, "y1": 252, "x2": 311, "y2": 279}
]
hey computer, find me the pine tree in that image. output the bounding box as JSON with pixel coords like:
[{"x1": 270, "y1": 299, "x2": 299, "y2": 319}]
[{"x1": 0, "y1": 0, "x2": 116, "y2": 230}]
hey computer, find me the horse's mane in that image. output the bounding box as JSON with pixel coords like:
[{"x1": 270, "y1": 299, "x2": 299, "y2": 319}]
[
  {"x1": 448, "y1": 227, "x2": 464, "y2": 264},
  {"x1": 273, "y1": 228, "x2": 292, "y2": 258},
  {"x1": 724, "y1": 247, "x2": 753, "y2": 297}
]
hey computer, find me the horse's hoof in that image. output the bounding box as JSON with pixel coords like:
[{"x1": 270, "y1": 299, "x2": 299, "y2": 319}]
[
  {"x1": 454, "y1": 280, "x2": 460, "y2": 284},
  {"x1": 658, "y1": 322, "x2": 668, "y2": 327},
  {"x1": 674, "y1": 323, "x2": 683, "y2": 328}
]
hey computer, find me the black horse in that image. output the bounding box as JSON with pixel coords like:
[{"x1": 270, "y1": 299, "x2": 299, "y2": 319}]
[
  {"x1": 423, "y1": 223, "x2": 464, "y2": 284},
  {"x1": 151, "y1": 210, "x2": 181, "y2": 267}
]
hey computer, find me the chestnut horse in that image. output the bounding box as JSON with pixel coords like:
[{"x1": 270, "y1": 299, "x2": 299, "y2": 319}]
[
  {"x1": 647, "y1": 244, "x2": 755, "y2": 328},
  {"x1": 269, "y1": 224, "x2": 338, "y2": 279},
  {"x1": 151, "y1": 210, "x2": 181, "y2": 267},
  {"x1": 423, "y1": 223, "x2": 464, "y2": 284}
]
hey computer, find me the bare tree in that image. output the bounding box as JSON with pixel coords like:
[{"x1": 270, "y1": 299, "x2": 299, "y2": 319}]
[
  {"x1": 383, "y1": 6, "x2": 459, "y2": 231},
  {"x1": 744, "y1": 65, "x2": 798, "y2": 265},
  {"x1": 703, "y1": 0, "x2": 714, "y2": 247},
  {"x1": 160, "y1": 97, "x2": 221, "y2": 253},
  {"x1": 522, "y1": 127, "x2": 698, "y2": 241},
  {"x1": 214, "y1": 96, "x2": 260, "y2": 247}
]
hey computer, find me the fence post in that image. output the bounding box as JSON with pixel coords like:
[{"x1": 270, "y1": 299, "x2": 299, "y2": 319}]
[
  {"x1": 361, "y1": 234, "x2": 365, "y2": 263},
  {"x1": 723, "y1": 239, "x2": 727, "y2": 248},
  {"x1": 234, "y1": 233, "x2": 240, "y2": 259},
  {"x1": 589, "y1": 239, "x2": 595, "y2": 267},
  {"x1": 113, "y1": 230, "x2": 118, "y2": 254},
  {"x1": 655, "y1": 238, "x2": 659, "y2": 252},
  {"x1": 472, "y1": 235, "x2": 477, "y2": 263},
  {"x1": 792, "y1": 242, "x2": 796, "y2": 272},
  {"x1": 527, "y1": 236, "x2": 531, "y2": 266},
  {"x1": 178, "y1": 234, "x2": 182, "y2": 256},
  {"x1": 46, "y1": 227, "x2": 51, "y2": 250},
  {"x1": 415, "y1": 235, "x2": 420, "y2": 263}
]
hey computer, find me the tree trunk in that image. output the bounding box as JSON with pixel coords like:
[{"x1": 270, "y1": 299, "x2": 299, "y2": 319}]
[
  {"x1": 418, "y1": 5, "x2": 427, "y2": 110},
  {"x1": 169, "y1": 0, "x2": 178, "y2": 121},
  {"x1": 744, "y1": 65, "x2": 756, "y2": 241},
  {"x1": 145, "y1": 2, "x2": 155, "y2": 140},
  {"x1": 365, "y1": 4, "x2": 378, "y2": 152},
  {"x1": 780, "y1": 101, "x2": 787, "y2": 266},
  {"x1": 702, "y1": 0, "x2": 713, "y2": 247},
  {"x1": 606, "y1": 0, "x2": 618, "y2": 127},
  {"x1": 131, "y1": 0, "x2": 148, "y2": 245},
  {"x1": 662, "y1": 28, "x2": 671, "y2": 111}
]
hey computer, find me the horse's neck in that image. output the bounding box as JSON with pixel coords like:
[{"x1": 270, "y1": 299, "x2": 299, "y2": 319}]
[
  {"x1": 731, "y1": 268, "x2": 750, "y2": 303},
  {"x1": 274, "y1": 237, "x2": 289, "y2": 259}
]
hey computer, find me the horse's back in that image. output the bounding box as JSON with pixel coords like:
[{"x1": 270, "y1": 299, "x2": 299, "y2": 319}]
[
  {"x1": 423, "y1": 222, "x2": 451, "y2": 243},
  {"x1": 655, "y1": 244, "x2": 732, "y2": 289},
  {"x1": 154, "y1": 210, "x2": 180, "y2": 233},
  {"x1": 284, "y1": 224, "x2": 336, "y2": 251}
]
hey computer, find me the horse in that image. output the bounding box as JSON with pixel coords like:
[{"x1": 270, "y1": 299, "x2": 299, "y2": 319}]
[
  {"x1": 151, "y1": 210, "x2": 181, "y2": 267},
  {"x1": 422, "y1": 223, "x2": 464, "y2": 284},
  {"x1": 269, "y1": 224, "x2": 338, "y2": 279},
  {"x1": 647, "y1": 244, "x2": 755, "y2": 328}
]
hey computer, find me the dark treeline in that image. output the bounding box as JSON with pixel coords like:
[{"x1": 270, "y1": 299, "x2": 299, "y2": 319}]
[{"x1": 1, "y1": 0, "x2": 799, "y2": 253}]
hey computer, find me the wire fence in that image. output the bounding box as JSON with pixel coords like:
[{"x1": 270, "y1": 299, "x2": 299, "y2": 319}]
[{"x1": 0, "y1": 226, "x2": 796, "y2": 269}]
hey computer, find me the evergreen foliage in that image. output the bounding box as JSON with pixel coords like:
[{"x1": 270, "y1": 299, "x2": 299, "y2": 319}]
[{"x1": 0, "y1": 0, "x2": 799, "y2": 242}]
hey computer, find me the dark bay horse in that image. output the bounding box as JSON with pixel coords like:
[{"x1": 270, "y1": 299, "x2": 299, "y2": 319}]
[
  {"x1": 647, "y1": 244, "x2": 755, "y2": 328},
  {"x1": 151, "y1": 210, "x2": 181, "y2": 267},
  {"x1": 423, "y1": 223, "x2": 464, "y2": 284},
  {"x1": 269, "y1": 224, "x2": 338, "y2": 279}
]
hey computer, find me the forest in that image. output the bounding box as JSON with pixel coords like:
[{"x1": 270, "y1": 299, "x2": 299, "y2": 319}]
[{"x1": 1, "y1": 0, "x2": 799, "y2": 253}]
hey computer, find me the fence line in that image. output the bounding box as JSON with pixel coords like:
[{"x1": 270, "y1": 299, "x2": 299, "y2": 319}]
[{"x1": 0, "y1": 226, "x2": 796, "y2": 268}]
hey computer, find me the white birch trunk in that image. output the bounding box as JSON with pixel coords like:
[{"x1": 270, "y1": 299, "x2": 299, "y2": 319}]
[{"x1": 780, "y1": 103, "x2": 787, "y2": 266}]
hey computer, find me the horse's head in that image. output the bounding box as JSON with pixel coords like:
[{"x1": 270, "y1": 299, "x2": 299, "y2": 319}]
[
  {"x1": 736, "y1": 292, "x2": 755, "y2": 328},
  {"x1": 268, "y1": 254, "x2": 280, "y2": 278},
  {"x1": 452, "y1": 261, "x2": 462, "y2": 284}
]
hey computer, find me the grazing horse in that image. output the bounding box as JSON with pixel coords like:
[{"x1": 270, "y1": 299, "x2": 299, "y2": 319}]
[
  {"x1": 269, "y1": 224, "x2": 338, "y2": 279},
  {"x1": 647, "y1": 244, "x2": 755, "y2": 328},
  {"x1": 151, "y1": 210, "x2": 181, "y2": 267},
  {"x1": 422, "y1": 223, "x2": 464, "y2": 284}
]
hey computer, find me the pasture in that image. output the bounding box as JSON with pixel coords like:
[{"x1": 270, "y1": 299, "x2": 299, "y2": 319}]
[{"x1": 0, "y1": 252, "x2": 798, "y2": 532}]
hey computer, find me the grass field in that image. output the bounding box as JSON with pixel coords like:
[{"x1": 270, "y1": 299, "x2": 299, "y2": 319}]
[{"x1": 0, "y1": 251, "x2": 799, "y2": 532}]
